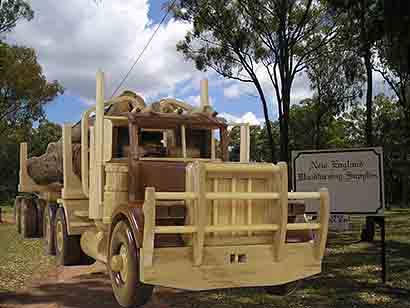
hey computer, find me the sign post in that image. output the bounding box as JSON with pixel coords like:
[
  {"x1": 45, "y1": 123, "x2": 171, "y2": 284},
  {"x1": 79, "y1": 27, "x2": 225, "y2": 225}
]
[{"x1": 292, "y1": 147, "x2": 386, "y2": 283}]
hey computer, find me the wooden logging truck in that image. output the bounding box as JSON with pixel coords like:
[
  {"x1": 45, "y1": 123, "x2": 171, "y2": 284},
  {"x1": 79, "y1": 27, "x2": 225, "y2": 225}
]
[{"x1": 15, "y1": 71, "x2": 330, "y2": 307}]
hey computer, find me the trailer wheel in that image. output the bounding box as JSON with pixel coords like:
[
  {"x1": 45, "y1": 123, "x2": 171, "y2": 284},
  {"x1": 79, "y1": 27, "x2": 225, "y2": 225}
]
[
  {"x1": 14, "y1": 196, "x2": 23, "y2": 233},
  {"x1": 109, "y1": 220, "x2": 153, "y2": 307},
  {"x1": 43, "y1": 204, "x2": 57, "y2": 255},
  {"x1": 21, "y1": 198, "x2": 37, "y2": 238},
  {"x1": 265, "y1": 280, "x2": 300, "y2": 296},
  {"x1": 55, "y1": 208, "x2": 82, "y2": 266},
  {"x1": 35, "y1": 199, "x2": 46, "y2": 237}
]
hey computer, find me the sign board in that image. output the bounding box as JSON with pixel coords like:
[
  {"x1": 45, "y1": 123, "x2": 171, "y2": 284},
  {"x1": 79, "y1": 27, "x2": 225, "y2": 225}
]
[{"x1": 292, "y1": 148, "x2": 384, "y2": 215}]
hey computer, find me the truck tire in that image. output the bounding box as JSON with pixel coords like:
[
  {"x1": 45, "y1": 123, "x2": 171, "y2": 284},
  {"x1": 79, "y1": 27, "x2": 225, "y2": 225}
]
[
  {"x1": 265, "y1": 280, "x2": 300, "y2": 296},
  {"x1": 54, "y1": 208, "x2": 82, "y2": 266},
  {"x1": 109, "y1": 220, "x2": 153, "y2": 307},
  {"x1": 35, "y1": 199, "x2": 46, "y2": 237},
  {"x1": 21, "y1": 198, "x2": 37, "y2": 238},
  {"x1": 14, "y1": 196, "x2": 23, "y2": 233},
  {"x1": 43, "y1": 203, "x2": 58, "y2": 255}
]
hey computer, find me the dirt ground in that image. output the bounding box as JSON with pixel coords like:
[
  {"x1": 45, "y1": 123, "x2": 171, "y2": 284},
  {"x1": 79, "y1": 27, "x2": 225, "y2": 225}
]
[{"x1": 0, "y1": 261, "x2": 181, "y2": 308}]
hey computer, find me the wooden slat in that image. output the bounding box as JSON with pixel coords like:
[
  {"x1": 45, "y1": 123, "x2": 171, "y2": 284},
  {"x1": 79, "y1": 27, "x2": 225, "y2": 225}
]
[
  {"x1": 181, "y1": 125, "x2": 187, "y2": 158},
  {"x1": 247, "y1": 178, "x2": 253, "y2": 236},
  {"x1": 155, "y1": 192, "x2": 197, "y2": 200},
  {"x1": 193, "y1": 163, "x2": 206, "y2": 266},
  {"x1": 212, "y1": 178, "x2": 218, "y2": 235},
  {"x1": 206, "y1": 224, "x2": 279, "y2": 233},
  {"x1": 315, "y1": 188, "x2": 330, "y2": 261},
  {"x1": 274, "y1": 162, "x2": 288, "y2": 262},
  {"x1": 288, "y1": 192, "x2": 321, "y2": 199},
  {"x1": 206, "y1": 192, "x2": 280, "y2": 200},
  {"x1": 231, "y1": 177, "x2": 237, "y2": 236},
  {"x1": 287, "y1": 223, "x2": 320, "y2": 231},
  {"x1": 155, "y1": 226, "x2": 197, "y2": 234},
  {"x1": 142, "y1": 187, "x2": 156, "y2": 267},
  {"x1": 205, "y1": 163, "x2": 280, "y2": 173}
]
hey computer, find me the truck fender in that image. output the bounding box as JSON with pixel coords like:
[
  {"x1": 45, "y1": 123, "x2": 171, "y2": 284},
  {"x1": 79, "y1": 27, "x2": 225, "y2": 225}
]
[{"x1": 109, "y1": 202, "x2": 145, "y2": 248}]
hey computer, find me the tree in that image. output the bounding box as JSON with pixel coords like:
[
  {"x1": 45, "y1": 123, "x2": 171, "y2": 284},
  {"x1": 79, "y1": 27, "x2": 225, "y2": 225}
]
[
  {"x1": 173, "y1": 0, "x2": 277, "y2": 161},
  {"x1": 29, "y1": 120, "x2": 62, "y2": 156},
  {"x1": 173, "y1": 0, "x2": 341, "y2": 167},
  {"x1": 328, "y1": 0, "x2": 384, "y2": 146},
  {"x1": 0, "y1": 44, "x2": 63, "y2": 138},
  {"x1": 305, "y1": 36, "x2": 365, "y2": 147},
  {"x1": 374, "y1": 40, "x2": 410, "y2": 144},
  {"x1": 0, "y1": 0, "x2": 33, "y2": 34}
]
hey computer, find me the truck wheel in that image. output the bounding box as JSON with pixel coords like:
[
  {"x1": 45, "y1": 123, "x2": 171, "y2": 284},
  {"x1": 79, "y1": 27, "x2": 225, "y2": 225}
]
[
  {"x1": 55, "y1": 208, "x2": 82, "y2": 266},
  {"x1": 35, "y1": 199, "x2": 46, "y2": 237},
  {"x1": 14, "y1": 196, "x2": 23, "y2": 233},
  {"x1": 21, "y1": 198, "x2": 37, "y2": 238},
  {"x1": 44, "y1": 204, "x2": 57, "y2": 255},
  {"x1": 265, "y1": 280, "x2": 300, "y2": 296},
  {"x1": 109, "y1": 220, "x2": 153, "y2": 307}
]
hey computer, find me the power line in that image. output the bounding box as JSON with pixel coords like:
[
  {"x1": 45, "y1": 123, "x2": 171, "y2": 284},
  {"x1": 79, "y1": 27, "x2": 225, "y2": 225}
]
[{"x1": 111, "y1": 0, "x2": 177, "y2": 98}]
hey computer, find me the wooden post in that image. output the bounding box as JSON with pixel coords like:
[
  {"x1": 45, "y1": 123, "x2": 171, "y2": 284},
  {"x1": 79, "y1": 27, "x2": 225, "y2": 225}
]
[
  {"x1": 95, "y1": 70, "x2": 105, "y2": 216},
  {"x1": 181, "y1": 125, "x2": 187, "y2": 158},
  {"x1": 240, "y1": 124, "x2": 250, "y2": 163},
  {"x1": 193, "y1": 162, "x2": 206, "y2": 266},
  {"x1": 200, "y1": 79, "x2": 209, "y2": 108},
  {"x1": 211, "y1": 129, "x2": 216, "y2": 160},
  {"x1": 315, "y1": 188, "x2": 330, "y2": 260},
  {"x1": 143, "y1": 187, "x2": 156, "y2": 267},
  {"x1": 274, "y1": 162, "x2": 288, "y2": 262}
]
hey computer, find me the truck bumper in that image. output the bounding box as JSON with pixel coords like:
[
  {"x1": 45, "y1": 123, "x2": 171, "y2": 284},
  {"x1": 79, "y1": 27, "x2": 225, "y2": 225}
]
[{"x1": 140, "y1": 242, "x2": 321, "y2": 290}]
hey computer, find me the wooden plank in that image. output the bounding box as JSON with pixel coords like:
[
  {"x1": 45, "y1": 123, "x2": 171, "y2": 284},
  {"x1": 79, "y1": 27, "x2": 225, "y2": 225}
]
[
  {"x1": 288, "y1": 192, "x2": 321, "y2": 199},
  {"x1": 142, "y1": 187, "x2": 156, "y2": 267},
  {"x1": 212, "y1": 178, "x2": 218, "y2": 236},
  {"x1": 181, "y1": 125, "x2": 187, "y2": 158},
  {"x1": 247, "y1": 178, "x2": 252, "y2": 236},
  {"x1": 193, "y1": 163, "x2": 206, "y2": 266},
  {"x1": 315, "y1": 188, "x2": 330, "y2": 260},
  {"x1": 205, "y1": 224, "x2": 279, "y2": 233},
  {"x1": 141, "y1": 243, "x2": 319, "y2": 290},
  {"x1": 274, "y1": 162, "x2": 288, "y2": 262},
  {"x1": 206, "y1": 192, "x2": 280, "y2": 200},
  {"x1": 155, "y1": 192, "x2": 197, "y2": 200},
  {"x1": 205, "y1": 163, "x2": 280, "y2": 173},
  {"x1": 287, "y1": 223, "x2": 320, "y2": 231},
  {"x1": 155, "y1": 226, "x2": 197, "y2": 234},
  {"x1": 231, "y1": 177, "x2": 237, "y2": 236}
]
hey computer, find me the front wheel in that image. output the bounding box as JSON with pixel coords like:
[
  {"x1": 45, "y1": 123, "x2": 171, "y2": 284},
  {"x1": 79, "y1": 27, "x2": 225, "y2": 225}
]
[
  {"x1": 109, "y1": 220, "x2": 153, "y2": 308},
  {"x1": 265, "y1": 280, "x2": 301, "y2": 296}
]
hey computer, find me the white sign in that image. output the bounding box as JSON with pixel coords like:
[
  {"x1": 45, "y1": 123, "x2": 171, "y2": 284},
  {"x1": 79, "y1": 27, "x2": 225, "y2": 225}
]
[{"x1": 292, "y1": 148, "x2": 384, "y2": 215}]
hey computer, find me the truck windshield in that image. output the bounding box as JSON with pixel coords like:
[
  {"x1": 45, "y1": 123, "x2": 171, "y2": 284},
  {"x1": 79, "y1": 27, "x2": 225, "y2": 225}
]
[{"x1": 138, "y1": 127, "x2": 213, "y2": 159}]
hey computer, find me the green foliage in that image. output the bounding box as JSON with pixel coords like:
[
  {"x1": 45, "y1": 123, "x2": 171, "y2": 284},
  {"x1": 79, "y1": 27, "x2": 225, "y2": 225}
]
[
  {"x1": 0, "y1": 0, "x2": 33, "y2": 34},
  {"x1": 0, "y1": 43, "x2": 64, "y2": 139}
]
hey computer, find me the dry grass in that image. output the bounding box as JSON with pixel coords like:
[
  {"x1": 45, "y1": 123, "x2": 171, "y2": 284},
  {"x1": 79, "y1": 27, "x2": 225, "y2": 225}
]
[{"x1": 0, "y1": 224, "x2": 56, "y2": 292}]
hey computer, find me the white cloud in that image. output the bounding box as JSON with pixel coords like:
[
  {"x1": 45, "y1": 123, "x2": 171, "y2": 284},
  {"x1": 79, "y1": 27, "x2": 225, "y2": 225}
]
[
  {"x1": 223, "y1": 84, "x2": 241, "y2": 98},
  {"x1": 219, "y1": 112, "x2": 264, "y2": 126},
  {"x1": 6, "y1": 0, "x2": 202, "y2": 103},
  {"x1": 182, "y1": 95, "x2": 214, "y2": 106}
]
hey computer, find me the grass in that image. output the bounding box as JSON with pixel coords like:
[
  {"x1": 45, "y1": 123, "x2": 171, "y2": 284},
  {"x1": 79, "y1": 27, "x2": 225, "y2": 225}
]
[
  {"x1": 156, "y1": 208, "x2": 410, "y2": 308},
  {"x1": 0, "y1": 208, "x2": 408, "y2": 308},
  {"x1": 0, "y1": 223, "x2": 57, "y2": 292}
]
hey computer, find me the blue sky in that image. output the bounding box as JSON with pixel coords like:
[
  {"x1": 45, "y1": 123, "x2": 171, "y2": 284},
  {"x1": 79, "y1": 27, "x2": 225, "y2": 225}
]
[{"x1": 8, "y1": 0, "x2": 392, "y2": 127}]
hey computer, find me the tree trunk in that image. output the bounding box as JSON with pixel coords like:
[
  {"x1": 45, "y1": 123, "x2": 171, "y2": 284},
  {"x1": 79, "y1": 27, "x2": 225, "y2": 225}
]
[
  {"x1": 364, "y1": 48, "x2": 373, "y2": 146},
  {"x1": 254, "y1": 80, "x2": 276, "y2": 163}
]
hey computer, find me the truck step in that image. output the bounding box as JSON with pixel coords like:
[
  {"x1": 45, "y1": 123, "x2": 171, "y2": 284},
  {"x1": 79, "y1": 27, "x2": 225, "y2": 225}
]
[{"x1": 73, "y1": 210, "x2": 89, "y2": 217}]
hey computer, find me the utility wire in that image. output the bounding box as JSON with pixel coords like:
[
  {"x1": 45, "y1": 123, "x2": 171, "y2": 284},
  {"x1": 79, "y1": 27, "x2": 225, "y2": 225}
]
[{"x1": 111, "y1": 0, "x2": 177, "y2": 98}]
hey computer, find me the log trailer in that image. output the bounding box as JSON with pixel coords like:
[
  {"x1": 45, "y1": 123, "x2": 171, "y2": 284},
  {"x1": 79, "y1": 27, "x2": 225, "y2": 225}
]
[{"x1": 15, "y1": 71, "x2": 330, "y2": 307}]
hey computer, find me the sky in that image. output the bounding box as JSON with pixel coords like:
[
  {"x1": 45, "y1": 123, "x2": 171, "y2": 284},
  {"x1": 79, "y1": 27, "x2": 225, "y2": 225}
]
[{"x1": 5, "y1": 0, "x2": 394, "y2": 127}]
